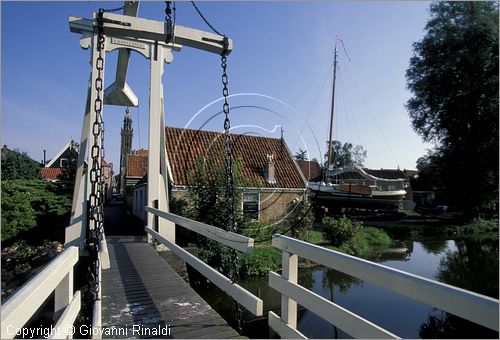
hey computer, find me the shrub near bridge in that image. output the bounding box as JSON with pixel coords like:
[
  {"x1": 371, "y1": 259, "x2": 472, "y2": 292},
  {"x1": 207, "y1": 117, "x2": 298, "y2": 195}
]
[{"x1": 322, "y1": 216, "x2": 362, "y2": 247}]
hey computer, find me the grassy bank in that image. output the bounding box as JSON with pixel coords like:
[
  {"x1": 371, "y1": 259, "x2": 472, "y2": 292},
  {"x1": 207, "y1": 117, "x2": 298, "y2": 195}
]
[{"x1": 237, "y1": 222, "x2": 393, "y2": 278}]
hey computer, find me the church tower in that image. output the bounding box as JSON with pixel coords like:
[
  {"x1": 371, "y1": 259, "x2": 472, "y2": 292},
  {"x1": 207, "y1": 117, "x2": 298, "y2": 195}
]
[{"x1": 119, "y1": 107, "x2": 133, "y2": 194}]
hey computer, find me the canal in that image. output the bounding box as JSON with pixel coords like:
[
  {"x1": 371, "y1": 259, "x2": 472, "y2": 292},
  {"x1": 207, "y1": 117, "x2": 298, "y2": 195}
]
[{"x1": 189, "y1": 236, "x2": 499, "y2": 338}]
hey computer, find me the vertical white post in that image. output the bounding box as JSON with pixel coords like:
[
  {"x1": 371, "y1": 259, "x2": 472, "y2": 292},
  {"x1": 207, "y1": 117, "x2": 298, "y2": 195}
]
[
  {"x1": 66, "y1": 30, "x2": 105, "y2": 249},
  {"x1": 54, "y1": 270, "x2": 74, "y2": 322},
  {"x1": 147, "y1": 43, "x2": 175, "y2": 248},
  {"x1": 281, "y1": 251, "x2": 298, "y2": 329}
]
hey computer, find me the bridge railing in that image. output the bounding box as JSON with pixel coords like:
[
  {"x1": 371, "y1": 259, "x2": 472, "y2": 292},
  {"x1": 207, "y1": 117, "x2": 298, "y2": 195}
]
[
  {"x1": 145, "y1": 206, "x2": 263, "y2": 316},
  {"x1": 1, "y1": 246, "x2": 80, "y2": 339},
  {"x1": 268, "y1": 235, "x2": 499, "y2": 339}
]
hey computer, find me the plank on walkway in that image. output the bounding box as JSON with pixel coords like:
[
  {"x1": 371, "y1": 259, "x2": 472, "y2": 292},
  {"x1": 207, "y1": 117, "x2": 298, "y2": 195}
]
[{"x1": 102, "y1": 236, "x2": 243, "y2": 339}]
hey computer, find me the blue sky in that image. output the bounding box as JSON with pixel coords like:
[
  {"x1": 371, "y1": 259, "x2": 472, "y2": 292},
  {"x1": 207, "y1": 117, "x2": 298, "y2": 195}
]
[{"x1": 1, "y1": 1, "x2": 434, "y2": 173}]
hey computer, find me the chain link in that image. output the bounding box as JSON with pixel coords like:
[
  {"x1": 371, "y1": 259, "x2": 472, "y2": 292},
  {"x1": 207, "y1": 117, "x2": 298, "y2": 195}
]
[
  {"x1": 87, "y1": 9, "x2": 107, "y2": 302},
  {"x1": 220, "y1": 46, "x2": 243, "y2": 334}
]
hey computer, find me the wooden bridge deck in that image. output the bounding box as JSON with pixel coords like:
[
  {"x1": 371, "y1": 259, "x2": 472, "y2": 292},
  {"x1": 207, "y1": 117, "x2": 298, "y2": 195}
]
[{"x1": 101, "y1": 235, "x2": 244, "y2": 339}]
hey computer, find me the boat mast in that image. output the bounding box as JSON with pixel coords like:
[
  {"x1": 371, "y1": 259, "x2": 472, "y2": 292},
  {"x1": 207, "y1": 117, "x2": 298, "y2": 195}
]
[{"x1": 326, "y1": 39, "x2": 338, "y2": 179}]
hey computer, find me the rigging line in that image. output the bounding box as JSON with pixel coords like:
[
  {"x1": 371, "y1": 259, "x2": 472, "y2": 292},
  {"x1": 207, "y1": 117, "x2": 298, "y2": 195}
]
[
  {"x1": 343, "y1": 62, "x2": 401, "y2": 166},
  {"x1": 290, "y1": 64, "x2": 334, "y2": 152},
  {"x1": 338, "y1": 71, "x2": 356, "y2": 145},
  {"x1": 190, "y1": 1, "x2": 223, "y2": 36},
  {"x1": 340, "y1": 71, "x2": 362, "y2": 145}
]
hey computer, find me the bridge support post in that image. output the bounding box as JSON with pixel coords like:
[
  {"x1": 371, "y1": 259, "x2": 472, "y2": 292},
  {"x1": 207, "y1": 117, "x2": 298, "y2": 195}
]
[
  {"x1": 147, "y1": 42, "x2": 175, "y2": 250},
  {"x1": 281, "y1": 251, "x2": 298, "y2": 328},
  {"x1": 54, "y1": 270, "x2": 74, "y2": 323}
]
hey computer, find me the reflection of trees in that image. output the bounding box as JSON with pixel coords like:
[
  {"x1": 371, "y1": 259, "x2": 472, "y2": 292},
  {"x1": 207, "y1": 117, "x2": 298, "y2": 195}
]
[
  {"x1": 419, "y1": 311, "x2": 499, "y2": 338},
  {"x1": 437, "y1": 239, "x2": 498, "y2": 298},
  {"x1": 419, "y1": 239, "x2": 448, "y2": 255},
  {"x1": 419, "y1": 239, "x2": 499, "y2": 338},
  {"x1": 322, "y1": 268, "x2": 362, "y2": 300},
  {"x1": 320, "y1": 269, "x2": 361, "y2": 339}
]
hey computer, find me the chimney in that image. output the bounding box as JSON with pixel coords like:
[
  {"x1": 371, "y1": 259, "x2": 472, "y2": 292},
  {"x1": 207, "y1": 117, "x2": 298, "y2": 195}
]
[
  {"x1": 43, "y1": 149, "x2": 46, "y2": 166},
  {"x1": 265, "y1": 154, "x2": 276, "y2": 184}
]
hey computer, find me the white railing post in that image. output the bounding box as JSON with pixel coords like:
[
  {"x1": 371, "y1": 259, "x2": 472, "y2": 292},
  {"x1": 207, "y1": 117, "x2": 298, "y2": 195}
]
[
  {"x1": 54, "y1": 270, "x2": 74, "y2": 322},
  {"x1": 281, "y1": 251, "x2": 298, "y2": 328}
]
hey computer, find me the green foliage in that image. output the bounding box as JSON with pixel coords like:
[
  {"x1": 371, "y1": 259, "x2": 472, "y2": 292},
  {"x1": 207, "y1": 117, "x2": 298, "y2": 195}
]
[
  {"x1": 350, "y1": 227, "x2": 392, "y2": 257},
  {"x1": 1, "y1": 180, "x2": 73, "y2": 242},
  {"x1": 322, "y1": 216, "x2": 362, "y2": 247},
  {"x1": 185, "y1": 154, "x2": 260, "y2": 276},
  {"x1": 324, "y1": 140, "x2": 367, "y2": 168},
  {"x1": 322, "y1": 217, "x2": 392, "y2": 257},
  {"x1": 1, "y1": 149, "x2": 41, "y2": 180},
  {"x1": 406, "y1": 2, "x2": 499, "y2": 217},
  {"x1": 238, "y1": 247, "x2": 282, "y2": 278},
  {"x1": 288, "y1": 200, "x2": 314, "y2": 239}
]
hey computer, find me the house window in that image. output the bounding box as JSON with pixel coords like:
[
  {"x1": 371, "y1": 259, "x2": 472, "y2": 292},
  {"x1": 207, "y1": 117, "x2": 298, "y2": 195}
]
[
  {"x1": 60, "y1": 158, "x2": 68, "y2": 167},
  {"x1": 242, "y1": 192, "x2": 259, "y2": 220}
]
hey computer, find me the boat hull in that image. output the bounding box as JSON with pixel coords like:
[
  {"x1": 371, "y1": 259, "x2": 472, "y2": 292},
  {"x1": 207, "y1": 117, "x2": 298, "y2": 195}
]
[{"x1": 308, "y1": 183, "x2": 406, "y2": 209}]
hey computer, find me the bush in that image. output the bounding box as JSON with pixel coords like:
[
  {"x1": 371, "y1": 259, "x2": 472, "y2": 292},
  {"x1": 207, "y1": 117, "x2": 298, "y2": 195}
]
[
  {"x1": 322, "y1": 216, "x2": 362, "y2": 247},
  {"x1": 238, "y1": 247, "x2": 282, "y2": 278},
  {"x1": 350, "y1": 227, "x2": 392, "y2": 257}
]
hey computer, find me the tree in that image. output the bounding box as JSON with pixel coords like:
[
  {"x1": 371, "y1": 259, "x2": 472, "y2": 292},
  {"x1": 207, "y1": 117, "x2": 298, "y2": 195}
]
[
  {"x1": 294, "y1": 148, "x2": 308, "y2": 161},
  {"x1": 406, "y1": 2, "x2": 499, "y2": 217},
  {"x1": 324, "y1": 140, "x2": 367, "y2": 168},
  {"x1": 1, "y1": 149, "x2": 41, "y2": 180}
]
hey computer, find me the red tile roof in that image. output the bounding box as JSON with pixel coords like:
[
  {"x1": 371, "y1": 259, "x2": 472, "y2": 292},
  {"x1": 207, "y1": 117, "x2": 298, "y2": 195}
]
[
  {"x1": 165, "y1": 127, "x2": 306, "y2": 189},
  {"x1": 127, "y1": 153, "x2": 148, "y2": 177},
  {"x1": 40, "y1": 167, "x2": 64, "y2": 180},
  {"x1": 296, "y1": 160, "x2": 322, "y2": 182}
]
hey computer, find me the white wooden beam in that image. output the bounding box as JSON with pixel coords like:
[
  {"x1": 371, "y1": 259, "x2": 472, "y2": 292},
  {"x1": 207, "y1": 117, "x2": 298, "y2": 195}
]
[
  {"x1": 50, "y1": 291, "x2": 81, "y2": 340},
  {"x1": 268, "y1": 311, "x2": 307, "y2": 339},
  {"x1": 146, "y1": 227, "x2": 263, "y2": 316},
  {"x1": 269, "y1": 272, "x2": 400, "y2": 339},
  {"x1": 69, "y1": 13, "x2": 232, "y2": 55},
  {"x1": 1, "y1": 247, "x2": 79, "y2": 338},
  {"x1": 145, "y1": 207, "x2": 254, "y2": 253},
  {"x1": 272, "y1": 235, "x2": 500, "y2": 331}
]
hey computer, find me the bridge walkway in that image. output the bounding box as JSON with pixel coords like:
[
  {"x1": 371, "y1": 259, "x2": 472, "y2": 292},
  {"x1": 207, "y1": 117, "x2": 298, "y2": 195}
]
[{"x1": 101, "y1": 202, "x2": 243, "y2": 339}]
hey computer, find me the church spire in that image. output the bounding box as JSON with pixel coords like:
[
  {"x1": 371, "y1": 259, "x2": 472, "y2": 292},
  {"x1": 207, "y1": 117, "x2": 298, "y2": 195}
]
[{"x1": 119, "y1": 107, "x2": 133, "y2": 194}]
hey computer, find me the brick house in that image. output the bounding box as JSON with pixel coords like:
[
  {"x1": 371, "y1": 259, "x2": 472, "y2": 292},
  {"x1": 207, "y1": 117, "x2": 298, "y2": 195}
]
[{"x1": 132, "y1": 127, "x2": 307, "y2": 222}]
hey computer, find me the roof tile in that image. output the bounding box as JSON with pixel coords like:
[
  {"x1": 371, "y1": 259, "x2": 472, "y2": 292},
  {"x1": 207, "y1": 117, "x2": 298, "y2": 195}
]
[{"x1": 165, "y1": 127, "x2": 305, "y2": 189}]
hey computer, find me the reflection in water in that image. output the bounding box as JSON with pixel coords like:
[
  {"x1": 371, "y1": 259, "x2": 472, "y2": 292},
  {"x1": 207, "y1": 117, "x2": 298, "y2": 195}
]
[
  {"x1": 418, "y1": 239, "x2": 499, "y2": 338},
  {"x1": 188, "y1": 238, "x2": 498, "y2": 339},
  {"x1": 419, "y1": 238, "x2": 449, "y2": 255},
  {"x1": 438, "y1": 239, "x2": 499, "y2": 298}
]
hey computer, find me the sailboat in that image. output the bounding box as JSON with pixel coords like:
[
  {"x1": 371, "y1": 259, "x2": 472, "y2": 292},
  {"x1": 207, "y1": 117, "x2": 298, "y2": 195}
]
[{"x1": 308, "y1": 38, "x2": 407, "y2": 209}]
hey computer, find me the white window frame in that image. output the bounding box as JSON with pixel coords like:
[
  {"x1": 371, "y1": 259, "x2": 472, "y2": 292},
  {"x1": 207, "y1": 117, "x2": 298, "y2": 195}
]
[
  {"x1": 242, "y1": 191, "x2": 260, "y2": 220},
  {"x1": 60, "y1": 158, "x2": 68, "y2": 167}
]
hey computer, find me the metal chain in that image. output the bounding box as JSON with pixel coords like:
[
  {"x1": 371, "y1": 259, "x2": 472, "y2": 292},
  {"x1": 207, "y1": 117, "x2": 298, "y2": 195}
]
[
  {"x1": 190, "y1": 1, "x2": 222, "y2": 36},
  {"x1": 165, "y1": 1, "x2": 173, "y2": 43},
  {"x1": 220, "y1": 45, "x2": 243, "y2": 334},
  {"x1": 101, "y1": 1, "x2": 136, "y2": 14},
  {"x1": 87, "y1": 8, "x2": 107, "y2": 302}
]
